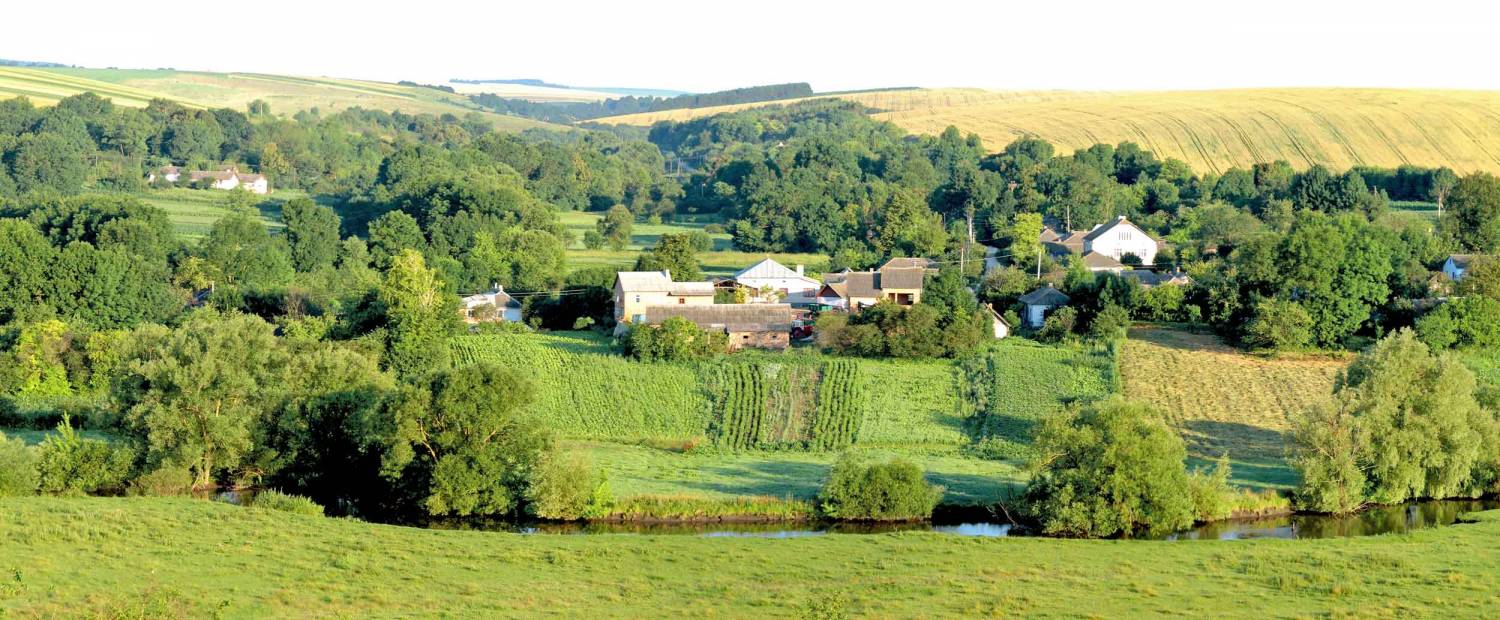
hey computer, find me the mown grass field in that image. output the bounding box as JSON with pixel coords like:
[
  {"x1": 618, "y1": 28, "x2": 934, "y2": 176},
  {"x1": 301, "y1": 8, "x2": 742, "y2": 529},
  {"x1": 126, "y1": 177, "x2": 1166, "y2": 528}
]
[
  {"x1": 596, "y1": 87, "x2": 1500, "y2": 174},
  {"x1": 3, "y1": 497, "x2": 1500, "y2": 618},
  {"x1": 574, "y1": 441, "x2": 1022, "y2": 506},
  {"x1": 1120, "y1": 326, "x2": 1348, "y2": 489},
  {"x1": 0, "y1": 67, "x2": 556, "y2": 131},
  {"x1": 557, "y1": 210, "x2": 827, "y2": 276}
]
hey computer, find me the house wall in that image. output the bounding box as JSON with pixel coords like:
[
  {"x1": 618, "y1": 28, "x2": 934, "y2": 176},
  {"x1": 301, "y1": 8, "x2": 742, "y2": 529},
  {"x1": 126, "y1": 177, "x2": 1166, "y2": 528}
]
[
  {"x1": 614, "y1": 286, "x2": 712, "y2": 323},
  {"x1": 991, "y1": 317, "x2": 1009, "y2": 339},
  {"x1": 736, "y1": 276, "x2": 820, "y2": 298},
  {"x1": 1026, "y1": 304, "x2": 1049, "y2": 328},
  {"x1": 881, "y1": 288, "x2": 922, "y2": 305},
  {"x1": 243, "y1": 179, "x2": 269, "y2": 194},
  {"x1": 1445, "y1": 259, "x2": 1467, "y2": 281},
  {"x1": 1086, "y1": 225, "x2": 1157, "y2": 265},
  {"x1": 726, "y1": 330, "x2": 789, "y2": 351}
]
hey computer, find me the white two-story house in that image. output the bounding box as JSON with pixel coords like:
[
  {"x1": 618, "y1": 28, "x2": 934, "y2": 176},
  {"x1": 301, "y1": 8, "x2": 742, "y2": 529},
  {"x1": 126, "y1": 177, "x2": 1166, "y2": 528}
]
[
  {"x1": 733, "y1": 258, "x2": 821, "y2": 305},
  {"x1": 1042, "y1": 216, "x2": 1159, "y2": 271}
]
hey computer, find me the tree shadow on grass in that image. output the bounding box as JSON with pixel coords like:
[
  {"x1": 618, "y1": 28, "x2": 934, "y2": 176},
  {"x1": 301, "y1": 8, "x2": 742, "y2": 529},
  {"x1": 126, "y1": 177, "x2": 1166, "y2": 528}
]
[
  {"x1": 680, "y1": 460, "x2": 829, "y2": 498},
  {"x1": 1181, "y1": 420, "x2": 1296, "y2": 490}
]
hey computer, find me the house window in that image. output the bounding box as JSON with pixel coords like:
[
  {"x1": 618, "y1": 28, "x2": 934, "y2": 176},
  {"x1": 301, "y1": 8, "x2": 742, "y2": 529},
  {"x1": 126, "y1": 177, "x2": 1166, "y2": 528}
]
[
  {"x1": 634, "y1": 295, "x2": 641, "y2": 303},
  {"x1": 678, "y1": 298, "x2": 686, "y2": 304},
  {"x1": 1121, "y1": 231, "x2": 1132, "y2": 241}
]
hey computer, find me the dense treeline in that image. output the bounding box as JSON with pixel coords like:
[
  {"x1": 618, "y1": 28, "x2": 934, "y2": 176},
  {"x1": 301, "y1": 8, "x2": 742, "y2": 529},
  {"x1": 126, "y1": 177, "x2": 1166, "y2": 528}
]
[{"x1": 468, "y1": 82, "x2": 813, "y2": 124}]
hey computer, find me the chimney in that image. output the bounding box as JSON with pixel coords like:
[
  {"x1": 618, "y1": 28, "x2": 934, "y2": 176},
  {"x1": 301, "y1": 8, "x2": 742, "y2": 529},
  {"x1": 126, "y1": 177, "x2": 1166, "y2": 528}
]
[
  {"x1": 663, "y1": 269, "x2": 671, "y2": 281},
  {"x1": 795, "y1": 264, "x2": 804, "y2": 276}
]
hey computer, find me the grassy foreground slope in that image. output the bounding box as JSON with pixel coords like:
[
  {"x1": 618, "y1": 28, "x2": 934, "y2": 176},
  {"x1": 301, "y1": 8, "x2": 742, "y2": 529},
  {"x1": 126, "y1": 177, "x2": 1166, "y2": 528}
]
[
  {"x1": 597, "y1": 87, "x2": 1500, "y2": 174},
  {"x1": 0, "y1": 67, "x2": 555, "y2": 131},
  {"x1": 1120, "y1": 326, "x2": 1346, "y2": 489},
  {"x1": 3, "y1": 498, "x2": 1500, "y2": 617}
]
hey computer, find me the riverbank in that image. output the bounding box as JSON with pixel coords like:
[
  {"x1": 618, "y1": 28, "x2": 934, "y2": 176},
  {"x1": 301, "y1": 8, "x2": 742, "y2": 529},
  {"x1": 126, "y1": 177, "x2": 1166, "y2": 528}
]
[{"x1": 3, "y1": 497, "x2": 1500, "y2": 617}]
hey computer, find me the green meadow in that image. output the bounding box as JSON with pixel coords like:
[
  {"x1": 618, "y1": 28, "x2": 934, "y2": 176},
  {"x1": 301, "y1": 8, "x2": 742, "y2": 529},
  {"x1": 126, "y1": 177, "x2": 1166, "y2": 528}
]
[{"x1": 2, "y1": 497, "x2": 1498, "y2": 618}]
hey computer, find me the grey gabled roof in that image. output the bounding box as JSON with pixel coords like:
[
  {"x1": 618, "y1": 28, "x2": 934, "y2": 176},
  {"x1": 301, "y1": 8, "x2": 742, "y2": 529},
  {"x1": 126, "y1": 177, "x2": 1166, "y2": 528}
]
[
  {"x1": 645, "y1": 304, "x2": 793, "y2": 332},
  {"x1": 878, "y1": 266, "x2": 925, "y2": 290},
  {"x1": 1019, "y1": 286, "x2": 1070, "y2": 306},
  {"x1": 1448, "y1": 254, "x2": 1475, "y2": 269},
  {"x1": 1080, "y1": 251, "x2": 1124, "y2": 270}
]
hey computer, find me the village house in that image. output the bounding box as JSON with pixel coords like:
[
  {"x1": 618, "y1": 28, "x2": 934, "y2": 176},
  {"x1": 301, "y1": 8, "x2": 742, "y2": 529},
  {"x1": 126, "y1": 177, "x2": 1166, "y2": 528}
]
[
  {"x1": 613, "y1": 270, "x2": 715, "y2": 326},
  {"x1": 645, "y1": 304, "x2": 793, "y2": 351},
  {"x1": 1019, "y1": 286, "x2": 1070, "y2": 328},
  {"x1": 733, "y1": 258, "x2": 821, "y2": 305},
  {"x1": 1121, "y1": 269, "x2": 1192, "y2": 288},
  {"x1": 1042, "y1": 216, "x2": 1159, "y2": 272},
  {"x1": 1444, "y1": 254, "x2": 1476, "y2": 281},
  {"x1": 985, "y1": 305, "x2": 1010, "y2": 339},
  {"x1": 814, "y1": 258, "x2": 928, "y2": 309},
  {"x1": 459, "y1": 285, "x2": 523, "y2": 323},
  {"x1": 149, "y1": 165, "x2": 270, "y2": 195}
]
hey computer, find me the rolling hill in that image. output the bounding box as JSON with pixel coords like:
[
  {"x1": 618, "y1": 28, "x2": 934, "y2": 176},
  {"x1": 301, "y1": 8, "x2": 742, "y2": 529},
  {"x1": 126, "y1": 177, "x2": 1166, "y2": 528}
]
[
  {"x1": 0, "y1": 67, "x2": 559, "y2": 131},
  {"x1": 594, "y1": 87, "x2": 1500, "y2": 174}
]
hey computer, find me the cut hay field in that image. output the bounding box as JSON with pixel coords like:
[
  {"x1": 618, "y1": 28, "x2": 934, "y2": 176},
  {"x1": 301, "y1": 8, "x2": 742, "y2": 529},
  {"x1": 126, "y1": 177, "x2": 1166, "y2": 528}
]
[
  {"x1": 0, "y1": 67, "x2": 556, "y2": 131},
  {"x1": 5, "y1": 497, "x2": 1500, "y2": 617},
  {"x1": 596, "y1": 87, "x2": 1500, "y2": 174},
  {"x1": 1120, "y1": 326, "x2": 1348, "y2": 489}
]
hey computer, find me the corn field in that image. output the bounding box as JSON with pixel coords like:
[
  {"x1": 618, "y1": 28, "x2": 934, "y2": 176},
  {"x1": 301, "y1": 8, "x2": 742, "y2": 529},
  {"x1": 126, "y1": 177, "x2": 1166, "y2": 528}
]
[{"x1": 809, "y1": 360, "x2": 863, "y2": 450}]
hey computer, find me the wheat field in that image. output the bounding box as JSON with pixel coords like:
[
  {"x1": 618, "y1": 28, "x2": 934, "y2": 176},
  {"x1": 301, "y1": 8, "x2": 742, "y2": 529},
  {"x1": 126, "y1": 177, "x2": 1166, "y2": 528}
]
[
  {"x1": 596, "y1": 87, "x2": 1500, "y2": 174},
  {"x1": 0, "y1": 67, "x2": 556, "y2": 131}
]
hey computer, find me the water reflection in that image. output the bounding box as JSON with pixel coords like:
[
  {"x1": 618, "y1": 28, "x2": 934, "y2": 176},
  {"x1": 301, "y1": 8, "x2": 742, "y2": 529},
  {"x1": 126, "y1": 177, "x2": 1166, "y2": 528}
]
[{"x1": 426, "y1": 498, "x2": 1499, "y2": 540}]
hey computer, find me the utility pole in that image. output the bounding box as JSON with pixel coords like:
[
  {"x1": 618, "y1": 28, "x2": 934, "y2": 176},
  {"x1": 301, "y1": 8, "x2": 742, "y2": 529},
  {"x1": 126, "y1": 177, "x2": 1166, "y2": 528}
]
[{"x1": 963, "y1": 208, "x2": 975, "y2": 275}]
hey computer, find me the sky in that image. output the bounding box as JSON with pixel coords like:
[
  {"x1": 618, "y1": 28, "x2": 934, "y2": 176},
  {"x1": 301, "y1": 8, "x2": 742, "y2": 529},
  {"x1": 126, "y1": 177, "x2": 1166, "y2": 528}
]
[{"x1": 6, "y1": 0, "x2": 1500, "y2": 93}]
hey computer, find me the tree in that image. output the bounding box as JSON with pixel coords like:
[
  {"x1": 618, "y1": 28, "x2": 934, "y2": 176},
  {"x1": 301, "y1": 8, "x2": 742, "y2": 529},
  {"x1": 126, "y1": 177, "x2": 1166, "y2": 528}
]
[
  {"x1": 1291, "y1": 330, "x2": 1499, "y2": 512},
  {"x1": 200, "y1": 210, "x2": 294, "y2": 290},
  {"x1": 1455, "y1": 255, "x2": 1500, "y2": 299},
  {"x1": 1243, "y1": 298, "x2": 1313, "y2": 350},
  {"x1": 281, "y1": 198, "x2": 342, "y2": 272},
  {"x1": 0, "y1": 220, "x2": 55, "y2": 324},
  {"x1": 525, "y1": 451, "x2": 612, "y2": 520},
  {"x1": 1430, "y1": 167, "x2": 1458, "y2": 215},
  {"x1": 1415, "y1": 296, "x2": 1500, "y2": 350},
  {"x1": 379, "y1": 250, "x2": 460, "y2": 378},
  {"x1": 112, "y1": 312, "x2": 287, "y2": 489},
  {"x1": 375, "y1": 362, "x2": 552, "y2": 517},
  {"x1": 35, "y1": 416, "x2": 133, "y2": 495},
  {"x1": 634, "y1": 233, "x2": 703, "y2": 281},
  {"x1": 367, "y1": 210, "x2": 426, "y2": 269},
  {"x1": 1440, "y1": 172, "x2": 1500, "y2": 253},
  {"x1": 1009, "y1": 213, "x2": 1044, "y2": 273},
  {"x1": 1026, "y1": 399, "x2": 1196, "y2": 537},
  {"x1": 598, "y1": 204, "x2": 634, "y2": 250}
]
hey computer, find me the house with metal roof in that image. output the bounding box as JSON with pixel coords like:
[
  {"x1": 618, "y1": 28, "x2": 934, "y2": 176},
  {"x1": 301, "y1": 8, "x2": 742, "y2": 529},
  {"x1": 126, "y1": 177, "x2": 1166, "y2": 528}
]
[
  {"x1": 613, "y1": 271, "x2": 715, "y2": 325},
  {"x1": 1042, "y1": 216, "x2": 1159, "y2": 271},
  {"x1": 813, "y1": 259, "x2": 928, "y2": 309},
  {"x1": 733, "y1": 258, "x2": 820, "y2": 305},
  {"x1": 645, "y1": 304, "x2": 794, "y2": 351}
]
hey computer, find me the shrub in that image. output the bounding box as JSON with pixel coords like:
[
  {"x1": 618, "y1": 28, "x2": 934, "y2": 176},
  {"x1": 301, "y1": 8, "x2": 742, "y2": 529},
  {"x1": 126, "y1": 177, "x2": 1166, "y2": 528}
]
[
  {"x1": 1035, "y1": 307, "x2": 1076, "y2": 343},
  {"x1": 1025, "y1": 399, "x2": 1196, "y2": 537},
  {"x1": 0, "y1": 432, "x2": 38, "y2": 497},
  {"x1": 1416, "y1": 296, "x2": 1500, "y2": 350},
  {"x1": 1186, "y1": 454, "x2": 1235, "y2": 522},
  {"x1": 816, "y1": 455, "x2": 942, "y2": 521},
  {"x1": 525, "y1": 452, "x2": 612, "y2": 520},
  {"x1": 128, "y1": 466, "x2": 195, "y2": 497},
  {"x1": 623, "y1": 317, "x2": 726, "y2": 361},
  {"x1": 582, "y1": 229, "x2": 605, "y2": 250},
  {"x1": 252, "y1": 489, "x2": 326, "y2": 517},
  {"x1": 35, "y1": 416, "x2": 133, "y2": 495},
  {"x1": 1088, "y1": 303, "x2": 1130, "y2": 341},
  {"x1": 703, "y1": 223, "x2": 726, "y2": 235}
]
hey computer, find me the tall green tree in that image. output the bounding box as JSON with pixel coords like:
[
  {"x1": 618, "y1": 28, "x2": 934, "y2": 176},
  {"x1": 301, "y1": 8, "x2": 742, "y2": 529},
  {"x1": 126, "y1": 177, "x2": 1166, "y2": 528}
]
[
  {"x1": 597, "y1": 204, "x2": 634, "y2": 251},
  {"x1": 378, "y1": 250, "x2": 460, "y2": 378},
  {"x1": 281, "y1": 198, "x2": 342, "y2": 272},
  {"x1": 113, "y1": 312, "x2": 288, "y2": 489},
  {"x1": 200, "y1": 210, "x2": 294, "y2": 290},
  {"x1": 1440, "y1": 172, "x2": 1500, "y2": 253},
  {"x1": 634, "y1": 232, "x2": 703, "y2": 281},
  {"x1": 1292, "y1": 330, "x2": 1500, "y2": 512},
  {"x1": 374, "y1": 362, "x2": 552, "y2": 516}
]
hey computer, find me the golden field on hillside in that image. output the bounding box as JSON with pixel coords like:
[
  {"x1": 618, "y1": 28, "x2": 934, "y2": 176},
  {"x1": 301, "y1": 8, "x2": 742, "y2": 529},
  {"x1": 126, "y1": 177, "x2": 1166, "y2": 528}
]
[
  {"x1": 0, "y1": 67, "x2": 555, "y2": 131},
  {"x1": 597, "y1": 87, "x2": 1500, "y2": 174}
]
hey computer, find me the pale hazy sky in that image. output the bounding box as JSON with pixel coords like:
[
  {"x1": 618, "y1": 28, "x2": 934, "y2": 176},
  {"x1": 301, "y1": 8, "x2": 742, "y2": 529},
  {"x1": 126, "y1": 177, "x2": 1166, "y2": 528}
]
[{"x1": 7, "y1": 0, "x2": 1500, "y2": 92}]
